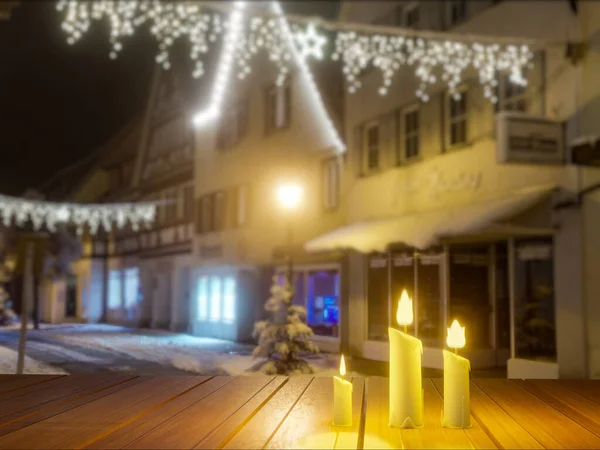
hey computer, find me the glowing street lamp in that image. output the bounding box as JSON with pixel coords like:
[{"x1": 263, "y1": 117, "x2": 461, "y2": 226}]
[
  {"x1": 275, "y1": 182, "x2": 303, "y2": 287},
  {"x1": 276, "y1": 183, "x2": 303, "y2": 211}
]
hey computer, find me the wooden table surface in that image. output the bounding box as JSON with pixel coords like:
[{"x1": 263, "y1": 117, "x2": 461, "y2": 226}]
[{"x1": 0, "y1": 375, "x2": 599, "y2": 449}]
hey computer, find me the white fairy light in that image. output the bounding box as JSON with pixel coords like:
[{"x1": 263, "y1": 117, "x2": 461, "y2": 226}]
[
  {"x1": 0, "y1": 194, "x2": 157, "y2": 235},
  {"x1": 270, "y1": 1, "x2": 345, "y2": 153},
  {"x1": 192, "y1": 1, "x2": 246, "y2": 127},
  {"x1": 294, "y1": 22, "x2": 327, "y2": 60}
]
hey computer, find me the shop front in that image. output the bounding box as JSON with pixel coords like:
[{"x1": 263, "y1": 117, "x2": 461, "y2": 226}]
[{"x1": 275, "y1": 263, "x2": 342, "y2": 353}]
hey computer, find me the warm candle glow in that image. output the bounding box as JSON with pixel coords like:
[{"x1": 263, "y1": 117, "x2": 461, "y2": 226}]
[
  {"x1": 396, "y1": 289, "x2": 414, "y2": 326},
  {"x1": 446, "y1": 319, "x2": 466, "y2": 349},
  {"x1": 340, "y1": 354, "x2": 346, "y2": 377}
]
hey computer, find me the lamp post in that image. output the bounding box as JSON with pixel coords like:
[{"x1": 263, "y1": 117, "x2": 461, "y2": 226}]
[{"x1": 275, "y1": 183, "x2": 303, "y2": 288}]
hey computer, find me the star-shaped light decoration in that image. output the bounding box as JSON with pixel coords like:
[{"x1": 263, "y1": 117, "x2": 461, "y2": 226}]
[{"x1": 294, "y1": 23, "x2": 327, "y2": 60}]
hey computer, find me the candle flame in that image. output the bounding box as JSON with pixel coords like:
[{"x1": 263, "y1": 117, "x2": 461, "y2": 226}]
[
  {"x1": 446, "y1": 319, "x2": 466, "y2": 349},
  {"x1": 340, "y1": 354, "x2": 346, "y2": 377},
  {"x1": 396, "y1": 289, "x2": 414, "y2": 326}
]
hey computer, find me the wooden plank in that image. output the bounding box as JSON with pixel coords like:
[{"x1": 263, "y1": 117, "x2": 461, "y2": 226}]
[
  {"x1": 429, "y1": 379, "x2": 496, "y2": 449},
  {"x1": 0, "y1": 375, "x2": 74, "y2": 403},
  {"x1": 514, "y1": 379, "x2": 600, "y2": 438},
  {"x1": 126, "y1": 376, "x2": 276, "y2": 449},
  {"x1": 0, "y1": 376, "x2": 199, "y2": 449},
  {"x1": 194, "y1": 377, "x2": 287, "y2": 450},
  {"x1": 554, "y1": 380, "x2": 600, "y2": 406},
  {"x1": 85, "y1": 377, "x2": 228, "y2": 449},
  {"x1": 263, "y1": 377, "x2": 365, "y2": 450},
  {"x1": 222, "y1": 376, "x2": 313, "y2": 449},
  {"x1": 433, "y1": 378, "x2": 541, "y2": 449},
  {"x1": 473, "y1": 378, "x2": 600, "y2": 449},
  {"x1": 0, "y1": 375, "x2": 64, "y2": 395},
  {"x1": 363, "y1": 376, "x2": 401, "y2": 450},
  {"x1": 0, "y1": 376, "x2": 141, "y2": 439},
  {"x1": 0, "y1": 375, "x2": 134, "y2": 420}
]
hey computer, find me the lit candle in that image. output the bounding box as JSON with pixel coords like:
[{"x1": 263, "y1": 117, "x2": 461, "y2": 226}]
[
  {"x1": 442, "y1": 319, "x2": 471, "y2": 429},
  {"x1": 389, "y1": 289, "x2": 423, "y2": 428},
  {"x1": 333, "y1": 354, "x2": 352, "y2": 426}
]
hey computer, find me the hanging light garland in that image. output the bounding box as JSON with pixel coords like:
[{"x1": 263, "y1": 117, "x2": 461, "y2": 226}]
[
  {"x1": 0, "y1": 195, "x2": 157, "y2": 235},
  {"x1": 56, "y1": 0, "x2": 536, "y2": 122}
]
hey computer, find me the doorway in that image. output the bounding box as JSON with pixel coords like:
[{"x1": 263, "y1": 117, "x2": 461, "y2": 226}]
[{"x1": 65, "y1": 276, "x2": 77, "y2": 318}]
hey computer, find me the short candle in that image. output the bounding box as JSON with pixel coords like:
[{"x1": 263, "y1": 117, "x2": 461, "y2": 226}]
[
  {"x1": 333, "y1": 354, "x2": 352, "y2": 426},
  {"x1": 442, "y1": 319, "x2": 471, "y2": 429}
]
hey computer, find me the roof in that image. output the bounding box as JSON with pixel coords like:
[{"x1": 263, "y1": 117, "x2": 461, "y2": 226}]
[{"x1": 305, "y1": 184, "x2": 557, "y2": 252}]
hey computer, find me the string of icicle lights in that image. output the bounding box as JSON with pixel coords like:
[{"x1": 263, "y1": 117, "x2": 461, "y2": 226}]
[
  {"x1": 0, "y1": 195, "x2": 157, "y2": 235},
  {"x1": 56, "y1": 0, "x2": 535, "y2": 104}
]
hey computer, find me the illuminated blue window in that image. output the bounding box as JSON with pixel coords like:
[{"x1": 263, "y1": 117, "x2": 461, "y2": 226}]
[
  {"x1": 223, "y1": 277, "x2": 236, "y2": 324},
  {"x1": 210, "y1": 277, "x2": 222, "y2": 322},
  {"x1": 307, "y1": 270, "x2": 340, "y2": 337},
  {"x1": 197, "y1": 276, "x2": 208, "y2": 320}
]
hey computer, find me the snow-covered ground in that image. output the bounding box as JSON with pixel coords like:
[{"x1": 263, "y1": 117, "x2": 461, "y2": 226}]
[
  {"x1": 0, "y1": 324, "x2": 348, "y2": 376},
  {"x1": 0, "y1": 346, "x2": 67, "y2": 375}
]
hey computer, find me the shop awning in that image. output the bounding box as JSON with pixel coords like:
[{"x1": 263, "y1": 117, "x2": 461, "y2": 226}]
[{"x1": 305, "y1": 184, "x2": 557, "y2": 253}]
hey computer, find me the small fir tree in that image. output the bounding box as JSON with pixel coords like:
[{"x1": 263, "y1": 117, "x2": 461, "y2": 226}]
[{"x1": 252, "y1": 275, "x2": 319, "y2": 374}]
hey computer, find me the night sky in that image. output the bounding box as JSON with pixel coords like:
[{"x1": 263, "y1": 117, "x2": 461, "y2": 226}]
[{"x1": 0, "y1": 1, "x2": 340, "y2": 197}]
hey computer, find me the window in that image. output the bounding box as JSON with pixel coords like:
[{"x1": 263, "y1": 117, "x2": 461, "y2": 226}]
[
  {"x1": 404, "y1": 3, "x2": 420, "y2": 28},
  {"x1": 404, "y1": 107, "x2": 420, "y2": 159},
  {"x1": 108, "y1": 270, "x2": 122, "y2": 310},
  {"x1": 201, "y1": 195, "x2": 212, "y2": 233},
  {"x1": 449, "y1": 0, "x2": 467, "y2": 26},
  {"x1": 213, "y1": 191, "x2": 226, "y2": 231},
  {"x1": 124, "y1": 268, "x2": 140, "y2": 309},
  {"x1": 197, "y1": 276, "x2": 208, "y2": 320},
  {"x1": 448, "y1": 90, "x2": 468, "y2": 147},
  {"x1": 266, "y1": 82, "x2": 291, "y2": 134},
  {"x1": 216, "y1": 101, "x2": 249, "y2": 151},
  {"x1": 183, "y1": 184, "x2": 194, "y2": 220},
  {"x1": 165, "y1": 189, "x2": 178, "y2": 223},
  {"x1": 306, "y1": 270, "x2": 340, "y2": 337},
  {"x1": 223, "y1": 277, "x2": 236, "y2": 324},
  {"x1": 497, "y1": 72, "x2": 527, "y2": 112},
  {"x1": 514, "y1": 239, "x2": 556, "y2": 361},
  {"x1": 322, "y1": 158, "x2": 339, "y2": 211},
  {"x1": 209, "y1": 276, "x2": 222, "y2": 322},
  {"x1": 364, "y1": 124, "x2": 380, "y2": 172},
  {"x1": 367, "y1": 253, "x2": 389, "y2": 341},
  {"x1": 233, "y1": 184, "x2": 249, "y2": 227},
  {"x1": 495, "y1": 242, "x2": 510, "y2": 349}
]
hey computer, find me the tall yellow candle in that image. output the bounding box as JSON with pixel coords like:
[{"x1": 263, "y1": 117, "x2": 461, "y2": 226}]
[
  {"x1": 333, "y1": 354, "x2": 352, "y2": 426},
  {"x1": 389, "y1": 290, "x2": 424, "y2": 428},
  {"x1": 442, "y1": 320, "x2": 471, "y2": 429}
]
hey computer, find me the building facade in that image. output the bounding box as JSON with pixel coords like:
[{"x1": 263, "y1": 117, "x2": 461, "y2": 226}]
[
  {"x1": 304, "y1": 0, "x2": 600, "y2": 378},
  {"x1": 50, "y1": 63, "x2": 196, "y2": 331}
]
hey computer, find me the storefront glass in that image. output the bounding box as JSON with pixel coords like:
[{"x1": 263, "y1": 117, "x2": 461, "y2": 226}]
[
  {"x1": 196, "y1": 276, "x2": 208, "y2": 320},
  {"x1": 390, "y1": 251, "x2": 415, "y2": 334},
  {"x1": 416, "y1": 250, "x2": 443, "y2": 346},
  {"x1": 449, "y1": 245, "x2": 491, "y2": 348},
  {"x1": 514, "y1": 239, "x2": 557, "y2": 361},
  {"x1": 367, "y1": 253, "x2": 389, "y2": 341},
  {"x1": 108, "y1": 270, "x2": 121, "y2": 309},
  {"x1": 306, "y1": 270, "x2": 340, "y2": 337}
]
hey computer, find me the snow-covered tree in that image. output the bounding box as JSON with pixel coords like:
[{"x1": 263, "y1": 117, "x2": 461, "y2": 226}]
[{"x1": 252, "y1": 275, "x2": 319, "y2": 375}]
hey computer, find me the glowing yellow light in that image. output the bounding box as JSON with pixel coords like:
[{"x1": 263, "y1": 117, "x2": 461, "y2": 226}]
[
  {"x1": 446, "y1": 319, "x2": 466, "y2": 349},
  {"x1": 396, "y1": 289, "x2": 413, "y2": 326},
  {"x1": 340, "y1": 354, "x2": 346, "y2": 377},
  {"x1": 276, "y1": 183, "x2": 303, "y2": 210}
]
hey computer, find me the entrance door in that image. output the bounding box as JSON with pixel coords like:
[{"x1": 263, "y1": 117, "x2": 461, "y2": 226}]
[{"x1": 65, "y1": 276, "x2": 77, "y2": 318}]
